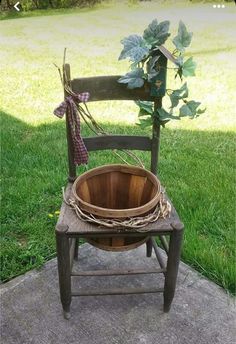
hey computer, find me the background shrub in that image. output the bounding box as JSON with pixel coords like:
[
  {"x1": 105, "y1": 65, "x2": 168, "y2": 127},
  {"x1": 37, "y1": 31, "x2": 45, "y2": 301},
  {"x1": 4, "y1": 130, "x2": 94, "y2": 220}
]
[{"x1": 1, "y1": 0, "x2": 103, "y2": 11}]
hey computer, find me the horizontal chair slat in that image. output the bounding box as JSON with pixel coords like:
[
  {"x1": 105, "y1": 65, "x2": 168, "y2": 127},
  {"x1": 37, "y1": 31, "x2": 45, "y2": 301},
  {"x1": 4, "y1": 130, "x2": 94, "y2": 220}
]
[
  {"x1": 71, "y1": 287, "x2": 164, "y2": 297},
  {"x1": 71, "y1": 268, "x2": 166, "y2": 276},
  {"x1": 71, "y1": 75, "x2": 159, "y2": 101},
  {"x1": 83, "y1": 135, "x2": 152, "y2": 151}
]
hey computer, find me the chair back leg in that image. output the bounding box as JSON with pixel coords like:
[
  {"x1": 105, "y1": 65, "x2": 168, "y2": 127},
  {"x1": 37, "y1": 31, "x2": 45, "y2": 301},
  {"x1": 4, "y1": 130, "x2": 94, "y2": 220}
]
[
  {"x1": 74, "y1": 238, "x2": 79, "y2": 261},
  {"x1": 146, "y1": 237, "x2": 153, "y2": 257}
]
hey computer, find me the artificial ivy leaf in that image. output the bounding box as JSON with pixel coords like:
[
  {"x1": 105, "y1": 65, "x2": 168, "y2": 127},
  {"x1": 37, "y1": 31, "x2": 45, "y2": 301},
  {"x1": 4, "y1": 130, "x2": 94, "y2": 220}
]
[
  {"x1": 118, "y1": 68, "x2": 145, "y2": 89},
  {"x1": 175, "y1": 57, "x2": 184, "y2": 80},
  {"x1": 135, "y1": 100, "x2": 154, "y2": 116},
  {"x1": 169, "y1": 93, "x2": 179, "y2": 108},
  {"x1": 119, "y1": 34, "x2": 149, "y2": 63},
  {"x1": 175, "y1": 69, "x2": 183, "y2": 81},
  {"x1": 130, "y1": 62, "x2": 139, "y2": 70},
  {"x1": 138, "y1": 117, "x2": 153, "y2": 129},
  {"x1": 174, "y1": 81, "x2": 188, "y2": 97},
  {"x1": 172, "y1": 20, "x2": 193, "y2": 52},
  {"x1": 179, "y1": 100, "x2": 201, "y2": 118},
  {"x1": 179, "y1": 104, "x2": 192, "y2": 117},
  {"x1": 196, "y1": 107, "x2": 206, "y2": 114},
  {"x1": 146, "y1": 55, "x2": 160, "y2": 81},
  {"x1": 159, "y1": 120, "x2": 169, "y2": 128},
  {"x1": 176, "y1": 56, "x2": 184, "y2": 67},
  {"x1": 156, "y1": 108, "x2": 180, "y2": 120},
  {"x1": 143, "y1": 20, "x2": 170, "y2": 46},
  {"x1": 169, "y1": 82, "x2": 188, "y2": 108},
  {"x1": 182, "y1": 57, "x2": 197, "y2": 77}
]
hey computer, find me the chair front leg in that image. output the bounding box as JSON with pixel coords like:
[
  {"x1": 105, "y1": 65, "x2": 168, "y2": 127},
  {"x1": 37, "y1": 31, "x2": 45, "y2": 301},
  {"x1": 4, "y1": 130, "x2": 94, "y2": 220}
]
[
  {"x1": 56, "y1": 225, "x2": 72, "y2": 319},
  {"x1": 163, "y1": 224, "x2": 184, "y2": 312}
]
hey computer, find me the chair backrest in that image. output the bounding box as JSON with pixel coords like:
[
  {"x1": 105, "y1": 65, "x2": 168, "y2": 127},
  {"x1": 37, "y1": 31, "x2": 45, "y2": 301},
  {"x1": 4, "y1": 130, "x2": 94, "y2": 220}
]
[{"x1": 63, "y1": 62, "x2": 166, "y2": 182}]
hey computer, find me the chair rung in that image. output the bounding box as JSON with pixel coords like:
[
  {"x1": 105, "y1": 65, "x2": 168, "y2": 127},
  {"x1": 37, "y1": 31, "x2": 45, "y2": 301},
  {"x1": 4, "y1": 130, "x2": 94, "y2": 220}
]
[
  {"x1": 71, "y1": 268, "x2": 165, "y2": 277},
  {"x1": 151, "y1": 237, "x2": 166, "y2": 271},
  {"x1": 71, "y1": 287, "x2": 164, "y2": 297}
]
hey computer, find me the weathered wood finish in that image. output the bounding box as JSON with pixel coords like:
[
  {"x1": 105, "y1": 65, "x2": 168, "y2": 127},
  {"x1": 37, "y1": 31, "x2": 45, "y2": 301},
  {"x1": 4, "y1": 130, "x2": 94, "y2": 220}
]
[
  {"x1": 150, "y1": 98, "x2": 162, "y2": 174},
  {"x1": 56, "y1": 60, "x2": 185, "y2": 318},
  {"x1": 56, "y1": 185, "x2": 184, "y2": 318},
  {"x1": 83, "y1": 135, "x2": 152, "y2": 151},
  {"x1": 71, "y1": 287, "x2": 164, "y2": 297},
  {"x1": 73, "y1": 238, "x2": 79, "y2": 261},
  {"x1": 146, "y1": 238, "x2": 153, "y2": 257},
  {"x1": 151, "y1": 237, "x2": 166, "y2": 271},
  {"x1": 163, "y1": 227, "x2": 184, "y2": 312},
  {"x1": 71, "y1": 75, "x2": 158, "y2": 102},
  {"x1": 64, "y1": 64, "x2": 163, "y2": 180},
  {"x1": 58, "y1": 183, "x2": 184, "y2": 236},
  {"x1": 71, "y1": 267, "x2": 165, "y2": 276},
  {"x1": 159, "y1": 235, "x2": 169, "y2": 253},
  {"x1": 56, "y1": 225, "x2": 71, "y2": 319}
]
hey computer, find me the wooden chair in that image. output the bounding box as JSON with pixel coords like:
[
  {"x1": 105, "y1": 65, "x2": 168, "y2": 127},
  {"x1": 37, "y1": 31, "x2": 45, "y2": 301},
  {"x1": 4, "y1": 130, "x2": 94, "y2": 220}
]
[{"x1": 55, "y1": 62, "x2": 184, "y2": 319}]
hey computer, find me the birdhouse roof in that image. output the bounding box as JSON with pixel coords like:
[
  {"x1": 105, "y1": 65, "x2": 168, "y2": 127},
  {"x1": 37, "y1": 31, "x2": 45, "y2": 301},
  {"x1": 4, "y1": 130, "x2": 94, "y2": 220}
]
[{"x1": 158, "y1": 46, "x2": 178, "y2": 65}]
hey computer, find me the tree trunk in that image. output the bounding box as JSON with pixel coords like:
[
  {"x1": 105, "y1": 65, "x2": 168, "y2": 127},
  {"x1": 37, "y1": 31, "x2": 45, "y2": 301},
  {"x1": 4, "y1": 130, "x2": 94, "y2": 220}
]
[{"x1": 6, "y1": 0, "x2": 12, "y2": 10}]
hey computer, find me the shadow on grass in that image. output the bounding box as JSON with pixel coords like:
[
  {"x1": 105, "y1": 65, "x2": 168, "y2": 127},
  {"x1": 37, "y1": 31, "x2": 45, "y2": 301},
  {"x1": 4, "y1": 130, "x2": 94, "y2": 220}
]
[{"x1": 1, "y1": 110, "x2": 235, "y2": 294}]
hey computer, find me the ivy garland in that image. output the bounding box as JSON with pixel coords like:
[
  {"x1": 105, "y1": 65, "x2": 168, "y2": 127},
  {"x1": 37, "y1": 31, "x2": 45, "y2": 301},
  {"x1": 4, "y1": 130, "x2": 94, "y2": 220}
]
[{"x1": 117, "y1": 19, "x2": 205, "y2": 128}]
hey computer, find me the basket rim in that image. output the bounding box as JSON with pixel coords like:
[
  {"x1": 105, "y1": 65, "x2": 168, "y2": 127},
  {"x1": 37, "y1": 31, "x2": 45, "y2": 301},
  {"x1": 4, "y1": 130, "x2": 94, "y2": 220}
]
[{"x1": 72, "y1": 164, "x2": 161, "y2": 219}]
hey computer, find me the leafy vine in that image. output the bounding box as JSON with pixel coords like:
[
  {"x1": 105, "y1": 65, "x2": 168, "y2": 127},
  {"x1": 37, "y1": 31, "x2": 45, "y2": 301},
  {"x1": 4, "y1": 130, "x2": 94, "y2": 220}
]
[{"x1": 118, "y1": 19, "x2": 205, "y2": 128}]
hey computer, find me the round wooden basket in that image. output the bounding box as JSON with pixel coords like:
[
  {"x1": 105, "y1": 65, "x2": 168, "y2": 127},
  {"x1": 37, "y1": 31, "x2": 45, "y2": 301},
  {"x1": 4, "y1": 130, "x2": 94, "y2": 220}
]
[{"x1": 72, "y1": 164, "x2": 161, "y2": 251}]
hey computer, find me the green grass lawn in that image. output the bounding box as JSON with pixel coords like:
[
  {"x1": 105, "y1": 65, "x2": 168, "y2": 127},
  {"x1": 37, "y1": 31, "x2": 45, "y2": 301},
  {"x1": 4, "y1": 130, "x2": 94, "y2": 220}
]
[{"x1": 1, "y1": 1, "x2": 235, "y2": 294}]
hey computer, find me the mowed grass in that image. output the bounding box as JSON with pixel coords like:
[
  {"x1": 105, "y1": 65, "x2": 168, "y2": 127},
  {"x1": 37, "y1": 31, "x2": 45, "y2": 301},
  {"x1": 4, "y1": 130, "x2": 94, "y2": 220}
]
[{"x1": 0, "y1": 1, "x2": 236, "y2": 293}]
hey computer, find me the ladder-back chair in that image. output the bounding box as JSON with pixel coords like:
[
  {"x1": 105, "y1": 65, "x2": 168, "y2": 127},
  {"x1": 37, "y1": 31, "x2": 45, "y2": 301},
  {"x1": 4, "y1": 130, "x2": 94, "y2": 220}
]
[{"x1": 55, "y1": 61, "x2": 184, "y2": 319}]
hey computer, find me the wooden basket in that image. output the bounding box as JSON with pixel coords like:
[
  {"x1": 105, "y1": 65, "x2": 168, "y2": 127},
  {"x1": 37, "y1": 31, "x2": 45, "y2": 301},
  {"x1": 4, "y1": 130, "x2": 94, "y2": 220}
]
[{"x1": 72, "y1": 164, "x2": 161, "y2": 251}]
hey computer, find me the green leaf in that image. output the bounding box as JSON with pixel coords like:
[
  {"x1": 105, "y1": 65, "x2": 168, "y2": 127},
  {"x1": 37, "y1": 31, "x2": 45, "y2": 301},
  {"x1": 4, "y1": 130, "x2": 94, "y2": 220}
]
[
  {"x1": 197, "y1": 107, "x2": 206, "y2": 114},
  {"x1": 135, "y1": 100, "x2": 154, "y2": 116},
  {"x1": 179, "y1": 104, "x2": 192, "y2": 117},
  {"x1": 119, "y1": 34, "x2": 149, "y2": 62},
  {"x1": 169, "y1": 82, "x2": 189, "y2": 108},
  {"x1": 175, "y1": 57, "x2": 184, "y2": 80},
  {"x1": 143, "y1": 20, "x2": 170, "y2": 46},
  {"x1": 176, "y1": 69, "x2": 183, "y2": 81},
  {"x1": 156, "y1": 108, "x2": 180, "y2": 121},
  {"x1": 138, "y1": 117, "x2": 153, "y2": 129},
  {"x1": 130, "y1": 61, "x2": 139, "y2": 70},
  {"x1": 172, "y1": 20, "x2": 193, "y2": 52},
  {"x1": 182, "y1": 57, "x2": 197, "y2": 77},
  {"x1": 169, "y1": 93, "x2": 179, "y2": 108},
  {"x1": 146, "y1": 55, "x2": 160, "y2": 81},
  {"x1": 176, "y1": 56, "x2": 184, "y2": 67},
  {"x1": 118, "y1": 68, "x2": 145, "y2": 89},
  {"x1": 179, "y1": 100, "x2": 201, "y2": 118}
]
